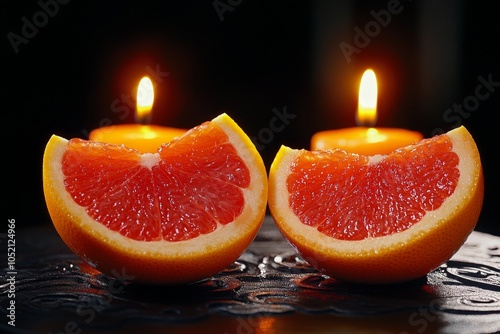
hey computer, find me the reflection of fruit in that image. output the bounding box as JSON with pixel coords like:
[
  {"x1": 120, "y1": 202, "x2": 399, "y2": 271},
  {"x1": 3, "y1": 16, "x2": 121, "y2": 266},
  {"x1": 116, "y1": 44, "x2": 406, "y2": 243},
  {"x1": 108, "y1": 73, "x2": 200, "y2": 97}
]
[
  {"x1": 43, "y1": 113, "x2": 268, "y2": 285},
  {"x1": 268, "y1": 126, "x2": 483, "y2": 284}
]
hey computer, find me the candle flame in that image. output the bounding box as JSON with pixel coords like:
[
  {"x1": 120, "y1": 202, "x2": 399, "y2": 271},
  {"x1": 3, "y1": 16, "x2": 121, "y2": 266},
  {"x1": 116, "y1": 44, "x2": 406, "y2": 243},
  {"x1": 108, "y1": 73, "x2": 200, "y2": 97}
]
[
  {"x1": 356, "y1": 69, "x2": 377, "y2": 127},
  {"x1": 136, "y1": 76, "x2": 154, "y2": 124}
]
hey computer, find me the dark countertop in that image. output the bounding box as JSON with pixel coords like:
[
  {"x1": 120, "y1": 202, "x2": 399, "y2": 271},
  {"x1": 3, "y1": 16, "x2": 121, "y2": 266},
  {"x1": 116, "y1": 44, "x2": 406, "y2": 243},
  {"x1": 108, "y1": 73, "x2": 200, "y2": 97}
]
[{"x1": 2, "y1": 216, "x2": 500, "y2": 334}]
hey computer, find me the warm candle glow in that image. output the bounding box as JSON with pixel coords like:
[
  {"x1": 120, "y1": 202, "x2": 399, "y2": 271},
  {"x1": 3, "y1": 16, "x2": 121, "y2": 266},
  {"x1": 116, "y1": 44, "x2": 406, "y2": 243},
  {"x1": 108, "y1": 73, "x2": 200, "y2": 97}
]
[
  {"x1": 136, "y1": 76, "x2": 154, "y2": 124},
  {"x1": 89, "y1": 75, "x2": 187, "y2": 154},
  {"x1": 356, "y1": 69, "x2": 377, "y2": 127},
  {"x1": 310, "y1": 68, "x2": 423, "y2": 154}
]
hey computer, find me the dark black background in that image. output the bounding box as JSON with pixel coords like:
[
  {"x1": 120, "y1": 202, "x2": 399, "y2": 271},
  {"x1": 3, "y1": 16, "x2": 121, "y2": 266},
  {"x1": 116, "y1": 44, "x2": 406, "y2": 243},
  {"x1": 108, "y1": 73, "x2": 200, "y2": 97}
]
[{"x1": 2, "y1": 1, "x2": 499, "y2": 235}]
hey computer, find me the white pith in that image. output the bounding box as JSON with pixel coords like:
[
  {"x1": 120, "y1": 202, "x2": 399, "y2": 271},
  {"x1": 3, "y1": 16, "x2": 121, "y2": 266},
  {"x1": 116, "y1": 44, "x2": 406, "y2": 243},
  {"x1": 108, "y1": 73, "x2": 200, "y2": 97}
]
[{"x1": 139, "y1": 153, "x2": 160, "y2": 170}]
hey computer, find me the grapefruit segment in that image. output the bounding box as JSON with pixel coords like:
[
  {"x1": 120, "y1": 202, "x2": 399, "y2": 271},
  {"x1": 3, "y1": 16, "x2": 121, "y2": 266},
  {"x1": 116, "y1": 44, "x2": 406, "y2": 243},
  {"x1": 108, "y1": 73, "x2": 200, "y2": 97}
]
[
  {"x1": 268, "y1": 125, "x2": 483, "y2": 284},
  {"x1": 43, "y1": 113, "x2": 268, "y2": 285}
]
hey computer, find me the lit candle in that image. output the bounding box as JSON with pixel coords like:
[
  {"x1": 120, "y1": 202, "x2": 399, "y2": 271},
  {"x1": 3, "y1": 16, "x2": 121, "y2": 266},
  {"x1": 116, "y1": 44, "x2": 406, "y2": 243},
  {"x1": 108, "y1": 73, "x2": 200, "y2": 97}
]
[
  {"x1": 311, "y1": 69, "x2": 423, "y2": 155},
  {"x1": 89, "y1": 76, "x2": 186, "y2": 154}
]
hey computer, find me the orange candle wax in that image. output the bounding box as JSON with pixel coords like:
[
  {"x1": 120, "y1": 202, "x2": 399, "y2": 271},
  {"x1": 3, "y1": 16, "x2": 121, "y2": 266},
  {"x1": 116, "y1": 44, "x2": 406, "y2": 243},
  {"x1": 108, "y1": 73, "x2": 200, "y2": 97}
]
[
  {"x1": 89, "y1": 76, "x2": 186, "y2": 154},
  {"x1": 311, "y1": 69, "x2": 423, "y2": 155},
  {"x1": 89, "y1": 124, "x2": 186, "y2": 154},
  {"x1": 311, "y1": 127, "x2": 423, "y2": 155}
]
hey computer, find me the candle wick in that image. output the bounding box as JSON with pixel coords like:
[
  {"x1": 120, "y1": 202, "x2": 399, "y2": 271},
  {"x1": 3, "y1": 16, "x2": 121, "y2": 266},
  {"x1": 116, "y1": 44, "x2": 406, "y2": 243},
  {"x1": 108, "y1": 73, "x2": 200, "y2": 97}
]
[
  {"x1": 135, "y1": 111, "x2": 152, "y2": 125},
  {"x1": 355, "y1": 117, "x2": 376, "y2": 128}
]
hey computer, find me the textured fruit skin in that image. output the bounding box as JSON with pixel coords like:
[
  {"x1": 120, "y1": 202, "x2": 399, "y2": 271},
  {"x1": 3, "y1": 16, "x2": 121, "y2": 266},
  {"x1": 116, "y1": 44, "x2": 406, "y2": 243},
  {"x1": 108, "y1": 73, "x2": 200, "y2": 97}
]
[
  {"x1": 43, "y1": 114, "x2": 268, "y2": 285},
  {"x1": 268, "y1": 126, "x2": 484, "y2": 284}
]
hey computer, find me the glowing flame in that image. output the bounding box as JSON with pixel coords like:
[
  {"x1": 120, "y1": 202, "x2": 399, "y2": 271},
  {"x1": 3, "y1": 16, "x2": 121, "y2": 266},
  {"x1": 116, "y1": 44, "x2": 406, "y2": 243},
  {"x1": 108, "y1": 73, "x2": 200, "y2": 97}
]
[
  {"x1": 136, "y1": 76, "x2": 154, "y2": 124},
  {"x1": 356, "y1": 69, "x2": 377, "y2": 127}
]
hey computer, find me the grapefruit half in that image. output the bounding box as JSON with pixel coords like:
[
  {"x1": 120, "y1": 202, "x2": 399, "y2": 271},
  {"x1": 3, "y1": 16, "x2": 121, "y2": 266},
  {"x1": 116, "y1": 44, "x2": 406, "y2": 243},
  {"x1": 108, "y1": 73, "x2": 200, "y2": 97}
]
[
  {"x1": 268, "y1": 125, "x2": 483, "y2": 284},
  {"x1": 43, "y1": 113, "x2": 268, "y2": 285}
]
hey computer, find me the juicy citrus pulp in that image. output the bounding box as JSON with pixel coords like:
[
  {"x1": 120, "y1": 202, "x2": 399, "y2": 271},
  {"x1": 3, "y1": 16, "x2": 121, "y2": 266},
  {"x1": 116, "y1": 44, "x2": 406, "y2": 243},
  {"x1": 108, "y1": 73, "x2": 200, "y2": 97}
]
[
  {"x1": 268, "y1": 125, "x2": 483, "y2": 284},
  {"x1": 43, "y1": 113, "x2": 268, "y2": 285}
]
